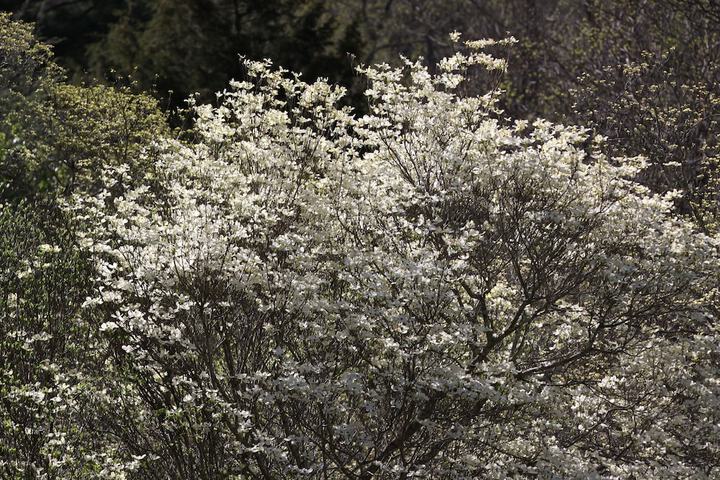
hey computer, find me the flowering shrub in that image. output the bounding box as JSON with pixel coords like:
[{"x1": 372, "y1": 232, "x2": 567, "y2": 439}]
[
  {"x1": 6, "y1": 36, "x2": 719, "y2": 478},
  {"x1": 0, "y1": 203, "x2": 118, "y2": 478}
]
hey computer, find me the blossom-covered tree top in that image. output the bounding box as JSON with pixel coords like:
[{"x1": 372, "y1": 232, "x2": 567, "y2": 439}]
[{"x1": 61, "y1": 36, "x2": 720, "y2": 479}]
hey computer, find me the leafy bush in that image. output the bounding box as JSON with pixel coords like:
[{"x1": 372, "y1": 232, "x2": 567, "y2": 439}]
[{"x1": 0, "y1": 13, "x2": 167, "y2": 203}]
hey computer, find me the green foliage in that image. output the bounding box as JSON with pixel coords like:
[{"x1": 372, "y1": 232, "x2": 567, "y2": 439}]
[
  {"x1": 0, "y1": 11, "x2": 60, "y2": 97},
  {"x1": 23, "y1": 83, "x2": 167, "y2": 196},
  {"x1": 0, "y1": 12, "x2": 56, "y2": 201},
  {"x1": 0, "y1": 13, "x2": 167, "y2": 203},
  {"x1": 1, "y1": 81, "x2": 167, "y2": 201}
]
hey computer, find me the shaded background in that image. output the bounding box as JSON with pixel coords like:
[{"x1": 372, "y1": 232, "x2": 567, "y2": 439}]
[{"x1": 3, "y1": 2, "x2": 719, "y2": 113}]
